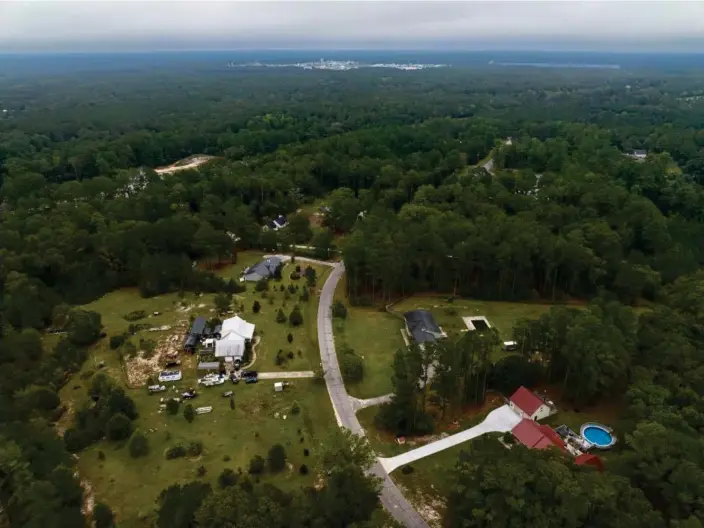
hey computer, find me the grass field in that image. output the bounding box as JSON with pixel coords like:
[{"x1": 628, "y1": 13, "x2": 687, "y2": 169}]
[{"x1": 56, "y1": 251, "x2": 337, "y2": 526}]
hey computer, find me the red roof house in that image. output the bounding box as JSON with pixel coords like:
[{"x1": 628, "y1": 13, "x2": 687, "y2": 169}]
[
  {"x1": 511, "y1": 418, "x2": 566, "y2": 451},
  {"x1": 508, "y1": 386, "x2": 554, "y2": 420},
  {"x1": 575, "y1": 453, "x2": 604, "y2": 472}
]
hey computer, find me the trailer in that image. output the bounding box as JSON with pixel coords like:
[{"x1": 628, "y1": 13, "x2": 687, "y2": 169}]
[
  {"x1": 158, "y1": 370, "x2": 182, "y2": 383},
  {"x1": 196, "y1": 406, "x2": 213, "y2": 414}
]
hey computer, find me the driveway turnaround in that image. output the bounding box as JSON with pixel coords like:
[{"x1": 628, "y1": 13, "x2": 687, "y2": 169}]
[
  {"x1": 318, "y1": 263, "x2": 430, "y2": 528},
  {"x1": 257, "y1": 371, "x2": 315, "y2": 379},
  {"x1": 378, "y1": 405, "x2": 522, "y2": 473}
]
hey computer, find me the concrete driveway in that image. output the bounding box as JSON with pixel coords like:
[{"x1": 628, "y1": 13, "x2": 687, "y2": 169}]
[
  {"x1": 317, "y1": 263, "x2": 430, "y2": 528},
  {"x1": 257, "y1": 371, "x2": 314, "y2": 379},
  {"x1": 378, "y1": 405, "x2": 521, "y2": 473}
]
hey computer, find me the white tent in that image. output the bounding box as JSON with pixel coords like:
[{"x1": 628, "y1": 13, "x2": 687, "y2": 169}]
[
  {"x1": 221, "y1": 316, "x2": 255, "y2": 340},
  {"x1": 215, "y1": 332, "x2": 246, "y2": 359}
]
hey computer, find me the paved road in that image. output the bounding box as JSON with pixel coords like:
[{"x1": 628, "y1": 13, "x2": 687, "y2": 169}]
[
  {"x1": 258, "y1": 371, "x2": 315, "y2": 379},
  {"x1": 350, "y1": 393, "x2": 394, "y2": 412},
  {"x1": 378, "y1": 405, "x2": 521, "y2": 473},
  {"x1": 317, "y1": 263, "x2": 430, "y2": 528}
]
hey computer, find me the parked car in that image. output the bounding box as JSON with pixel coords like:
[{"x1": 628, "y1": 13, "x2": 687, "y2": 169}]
[
  {"x1": 245, "y1": 373, "x2": 258, "y2": 384},
  {"x1": 148, "y1": 385, "x2": 167, "y2": 394},
  {"x1": 229, "y1": 373, "x2": 240, "y2": 384},
  {"x1": 182, "y1": 389, "x2": 198, "y2": 399}
]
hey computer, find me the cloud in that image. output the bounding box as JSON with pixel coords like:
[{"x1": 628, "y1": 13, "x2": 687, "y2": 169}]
[{"x1": 1, "y1": 1, "x2": 703, "y2": 52}]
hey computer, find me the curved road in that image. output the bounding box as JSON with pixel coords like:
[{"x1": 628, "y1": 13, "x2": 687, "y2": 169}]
[{"x1": 317, "y1": 263, "x2": 429, "y2": 528}]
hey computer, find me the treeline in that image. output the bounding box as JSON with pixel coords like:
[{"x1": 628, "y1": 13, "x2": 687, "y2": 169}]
[{"x1": 343, "y1": 129, "x2": 704, "y2": 303}]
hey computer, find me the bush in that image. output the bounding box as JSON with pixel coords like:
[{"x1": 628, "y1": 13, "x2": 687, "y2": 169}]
[
  {"x1": 276, "y1": 308, "x2": 287, "y2": 323},
  {"x1": 105, "y1": 413, "x2": 133, "y2": 441},
  {"x1": 268, "y1": 444, "x2": 287, "y2": 472},
  {"x1": 299, "y1": 464, "x2": 309, "y2": 475},
  {"x1": 197, "y1": 466, "x2": 207, "y2": 477},
  {"x1": 300, "y1": 288, "x2": 310, "y2": 303},
  {"x1": 252, "y1": 300, "x2": 261, "y2": 313},
  {"x1": 183, "y1": 404, "x2": 195, "y2": 423},
  {"x1": 109, "y1": 334, "x2": 126, "y2": 350},
  {"x1": 287, "y1": 284, "x2": 296, "y2": 294},
  {"x1": 287, "y1": 351, "x2": 294, "y2": 359},
  {"x1": 166, "y1": 398, "x2": 179, "y2": 415},
  {"x1": 284, "y1": 289, "x2": 291, "y2": 301},
  {"x1": 303, "y1": 448, "x2": 309, "y2": 456},
  {"x1": 340, "y1": 351, "x2": 364, "y2": 383},
  {"x1": 64, "y1": 427, "x2": 87, "y2": 453},
  {"x1": 248, "y1": 455, "x2": 265, "y2": 474},
  {"x1": 290, "y1": 271, "x2": 301, "y2": 281},
  {"x1": 123, "y1": 310, "x2": 146, "y2": 322},
  {"x1": 165, "y1": 444, "x2": 186, "y2": 459},
  {"x1": 93, "y1": 502, "x2": 115, "y2": 528},
  {"x1": 128, "y1": 432, "x2": 150, "y2": 458},
  {"x1": 187, "y1": 441, "x2": 204, "y2": 457},
  {"x1": 218, "y1": 468, "x2": 238, "y2": 488},
  {"x1": 291, "y1": 401, "x2": 301, "y2": 415},
  {"x1": 401, "y1": 465, "x2": 415, "y2": 475},
  {"x1": 295, "y1": 265, "x2": 301, "y2": 273},
  {"x1": 289, "y1": 306, "x2": 303, "y2": 327},
  {"x1": 255, "y1": 279, "x2": 269, "y2": 292},
  {"x1": 332, "y1": 300, "x2": 348, "y2": 319}
]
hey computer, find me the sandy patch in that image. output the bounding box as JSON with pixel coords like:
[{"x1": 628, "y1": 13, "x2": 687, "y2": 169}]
[
  {"x1": 124, "y1": 320, "x2": 188, "y2": 387},
  {"x1": 78, "y1": 474, "x2": 95, "y2": 516}
]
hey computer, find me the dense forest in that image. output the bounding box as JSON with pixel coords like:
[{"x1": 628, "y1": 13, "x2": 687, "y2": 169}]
[{"x1": 2, "y1": 58, "x2": 704, "y2": 526}]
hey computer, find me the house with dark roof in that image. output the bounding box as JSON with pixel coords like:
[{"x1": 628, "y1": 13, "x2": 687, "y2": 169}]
[
  {"x1": 508, "y1": 386, "x2": 555, "y2": 421},
  {"x1": 270, "y1": 215, "x2": 288, "y2": 231},
  {"x1": 404, "y1": 310, "x2": 445, "y2": 344},
  {"x1": 242, "y1": 257, "x2": 282, "y2": 282}
]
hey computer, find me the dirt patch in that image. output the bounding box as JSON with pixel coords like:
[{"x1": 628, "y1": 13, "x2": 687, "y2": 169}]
[
  {"x1": 124, "y1": 320, "x2": 188, "y2": 387},
  {"x1": 78, "y1": 474, "x2": 95, "y2": 516}
]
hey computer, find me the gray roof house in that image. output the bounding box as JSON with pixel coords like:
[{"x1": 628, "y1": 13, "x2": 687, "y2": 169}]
[
  {"x1": 404, "y1": 310, "x2": 445, "y2": 344},
  {"x1": 242, "y1": 256, "x2": 282, "y2": 282}
]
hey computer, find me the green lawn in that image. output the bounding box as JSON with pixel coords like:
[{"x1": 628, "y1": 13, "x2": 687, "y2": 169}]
[
  {"x1": 70, "y1": 377, "x2": 335, "y2": 527},
  {"x1": 334, "y1": 308, "x2": 404, "y2": 399},
  {"x1": 56, "y1": 252, "x2": 337, "y2": 526}
]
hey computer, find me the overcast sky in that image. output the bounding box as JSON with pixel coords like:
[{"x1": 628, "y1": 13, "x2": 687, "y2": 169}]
[{"x1": 1, "y1": 1, "x2": 704, "y2": 53}]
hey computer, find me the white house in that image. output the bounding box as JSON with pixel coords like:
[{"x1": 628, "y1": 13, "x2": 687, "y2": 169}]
[
  {"x1": 508, "y1": 386, "x2": 556, "y2": 421},
  {"x1": 215, "y1": 316, "x2": 255, "y2": 363}
]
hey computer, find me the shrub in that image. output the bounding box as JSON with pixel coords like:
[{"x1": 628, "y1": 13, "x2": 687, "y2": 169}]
[
  {"x1": 295, "y1": 265, "x2": 301, "y2": 273},
  {"x1": 128, "y1": 432, "x2": 150, "y2": 458},
  {"x1": 300, "y1": 288, "x2": 310, "y2": 303},
  {"x1": 340, "y1": 352, "x2": 364, "y2": 383},
  {"x1": 290, "y1": 271, "x2": 301, "y2": 281},
  {"x1": 303, "y1": 448, "x2": 309, "y2": 456},
  {"x1": 64, "y1": 427, "x2": 87, "y2": 453},
  {"x1": 248, "y1": 455, "x2": 265, "y2": 474},
  {"x1": 183, "y1": 404, "x2": 195, "y2": 423},
  {"x1": 291, "y1": 401, "x2": 301, "y2": 415},
  {"x1": 299, "y1": 464, "x2": 309, "y2": 475},
  {"x1": 197, "y1": 466, "x2": 207, "y2": 477},
  {"x1": 166, "y1": 398, "x2": 179, "y2": 415},
  {"x1": 93, "y1": 502, "x2": 115, "y2": 528},
  {"x1": 218, "y1": 468, "x2": 238, "y2": 488},
  {"x1": 109, "y1": 334, "x2": 126, "y2": 350},
  {"x1": 287, "y1": 333, "x2": 293, "y2": 343},
  {"x1": 105, "y1": 413, "x2": 133, "y2": 441},
  {"x1": 401, "y1": 465, "x2": 415, "y2": 475},
  {"x1": 166, "y1": 444, "x2": 186, "y2": 460},
  {"x1": 255, "y1": 278, "x2": 269, "y2": 292},
  {"x1": 187, "y1": 441, "x2": 204, "y2": 457},
  {"x1": 287, "y1": 284, "x2": 296, "y2": 294},
  {"x1": 332, "y1": 300, "x2": 348, "y2": 319},
  {"x1": 284, "y1": 290, "x2": 291, "y2": 301},
  {"x1": 289, "y1": 306, "x2": 303, "y2": 327},
  {"x1": 252, "y1": 300, "x2": 261, "y2": 313},
  {"x1": 268, "y1": 444, "x2": 287, "y2": 472},
  {"x1": 276, "y1": 308, "x2": 287, "y2": 323},
  {"x1": 123, "y1": 310, "x2": 146, "y2": 322}
]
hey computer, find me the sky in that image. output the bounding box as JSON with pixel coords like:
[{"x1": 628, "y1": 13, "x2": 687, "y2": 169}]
[{"x1": 1, "y1": 1, "x2": 704, "y2": 53}]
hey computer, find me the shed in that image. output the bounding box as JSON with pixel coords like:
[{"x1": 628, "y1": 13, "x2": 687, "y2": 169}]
[
  {"x1": 274, "y1": 382, "x2": 284, "y2": 392},
  {"x1": 190, "y1": 316, "x2": 207, "y2": 337},
  {"x1": 511, "y1": 418, "x2": 566, "y2": 451},
  {"x1": 197, "y1": 361, "x2": 221, "y2": 371}
]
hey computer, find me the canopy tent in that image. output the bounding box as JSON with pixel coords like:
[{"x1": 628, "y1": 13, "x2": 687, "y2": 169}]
[
  {"x1": 221, "y1": 316, "x2": 255, "y2": 340},
  {"x1": 215, "y1": 332, "x2": 246, "y2": 359}
]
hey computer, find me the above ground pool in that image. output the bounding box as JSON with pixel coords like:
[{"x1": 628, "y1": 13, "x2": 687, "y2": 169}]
[{"x1": 580, "y1": 423, "x2": 617, "y2": 449}]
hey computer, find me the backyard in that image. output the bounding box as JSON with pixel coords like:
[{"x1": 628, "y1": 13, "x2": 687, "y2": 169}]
[{"x1": 56, "y1": 251, "x2": 336, "y2": 526}]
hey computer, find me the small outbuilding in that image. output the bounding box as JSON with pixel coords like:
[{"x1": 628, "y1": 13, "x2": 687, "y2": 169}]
[
  {"x1": 404, "y1": 310, "x2": 445, "y2": 344},
  {"x1": 511, "y1": 418, "x2": 566, "y2": 451},
  {"x1": 274, "y1": 382, "x2": 284, "y2": 392}
]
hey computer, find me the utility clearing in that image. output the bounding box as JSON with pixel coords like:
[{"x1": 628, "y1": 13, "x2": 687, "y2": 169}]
[{"x1": 154, "y1": 155, "x2": 215, "y2": 175}]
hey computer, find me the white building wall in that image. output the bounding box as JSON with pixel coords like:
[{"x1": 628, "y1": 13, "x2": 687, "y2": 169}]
[{"x1": 531, "y1": 404, "x2": 552, "y2": 421}]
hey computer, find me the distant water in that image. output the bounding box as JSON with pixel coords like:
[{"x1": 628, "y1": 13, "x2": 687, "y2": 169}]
[{"x1": 490, "y1": 61, "x2": 621, "y2": 69}]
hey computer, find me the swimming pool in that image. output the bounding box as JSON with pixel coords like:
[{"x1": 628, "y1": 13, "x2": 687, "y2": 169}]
[{"x1": 580, "y1": 423, "x2": 616, "y2": 449}]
